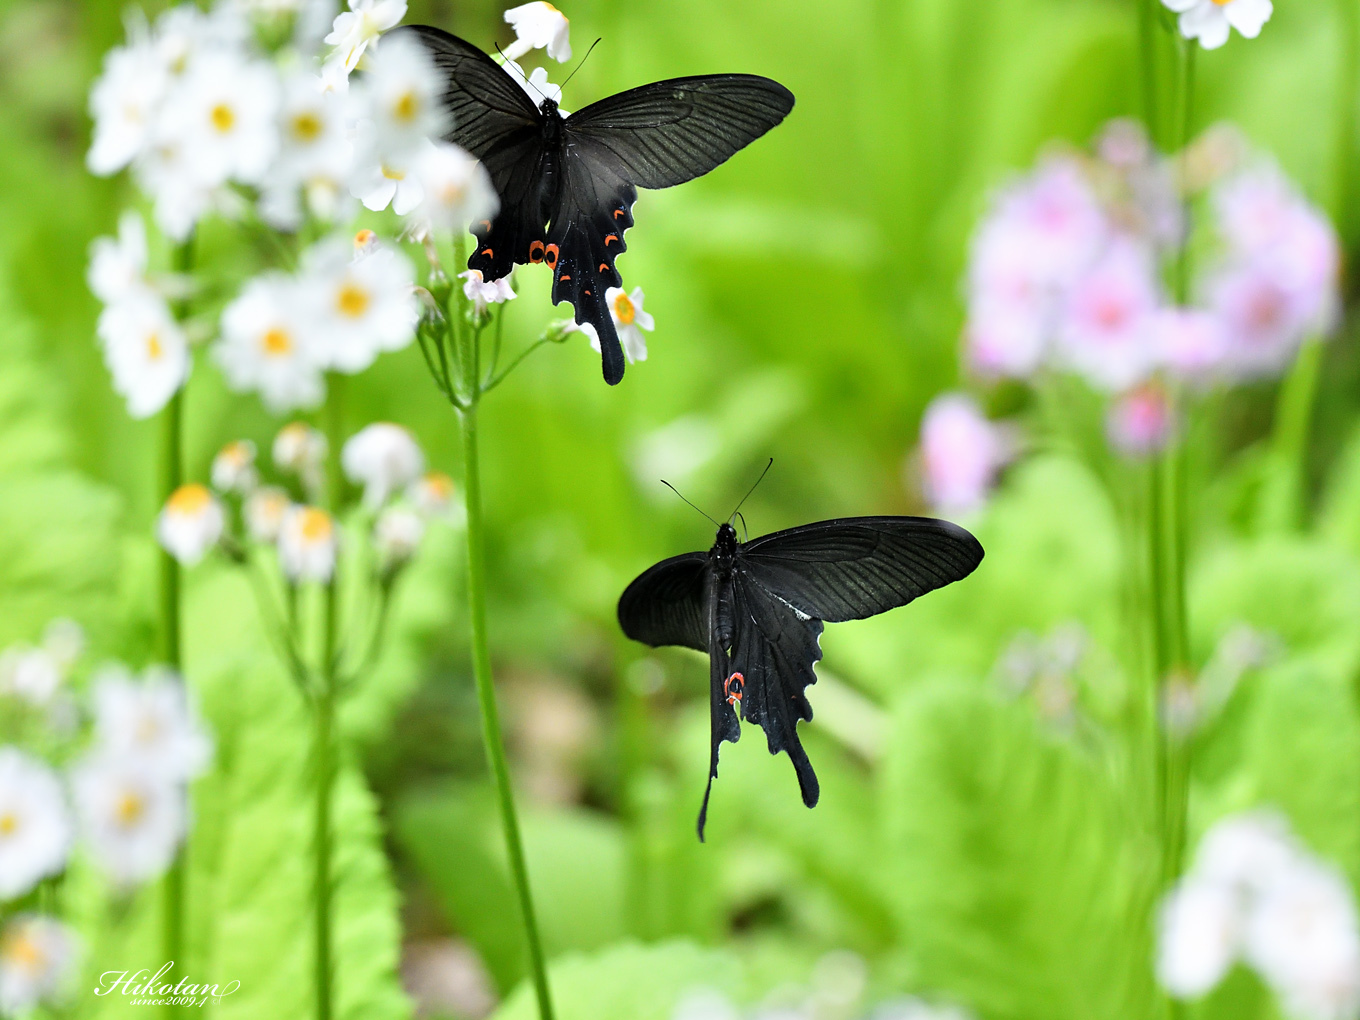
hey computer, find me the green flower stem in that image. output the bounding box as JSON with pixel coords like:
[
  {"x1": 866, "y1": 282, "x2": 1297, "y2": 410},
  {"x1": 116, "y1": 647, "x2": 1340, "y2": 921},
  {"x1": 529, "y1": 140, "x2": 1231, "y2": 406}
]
[
  {"x1": 1334, "y1": 0, "x2": 1360, "y2": 258},
  {"x1": 162, "y1": 235, "x2": 193, "y2": 1015},
  {"x1": 313, "y1": 374, "x2": 347, "y2": 1020},
  {"x1": 313, "y1": 581, "x2": 338, "y2": 1020},
  {"x1": 446, "y1": 242, "x2": 555, "y2": 1020},
  {"x1": 1138, "y1": 0, "x2": 1160, "y2": 140}
]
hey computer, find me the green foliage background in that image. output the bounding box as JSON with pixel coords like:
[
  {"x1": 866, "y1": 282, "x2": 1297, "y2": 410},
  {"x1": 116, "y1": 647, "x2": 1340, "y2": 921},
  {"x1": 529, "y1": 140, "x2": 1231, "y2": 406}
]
[{"x1": 2, "y1": 0, "x2": 1360, "y2": 1017}]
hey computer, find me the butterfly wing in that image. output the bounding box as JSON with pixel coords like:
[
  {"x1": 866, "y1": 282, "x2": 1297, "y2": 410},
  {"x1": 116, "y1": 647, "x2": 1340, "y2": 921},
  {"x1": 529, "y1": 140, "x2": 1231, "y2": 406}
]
[
  {"x1": 564, "y1": 75, "x2": 796, "y2": 188},
  {"x1": 616, "y1": 550, "x2": 710, "y2": 652},
  {"x1": 399, "y1": 25, "x2": 548, "y2": 280},
  {"x1": 546, "y1": 75, "x2": 794, "y2": 384},
  {"x1": 727, "y1": 568, "x2": 823, "y2": 818},
  {"x1": 738, "y1": 516, "x2": 985, "y2": 623}
]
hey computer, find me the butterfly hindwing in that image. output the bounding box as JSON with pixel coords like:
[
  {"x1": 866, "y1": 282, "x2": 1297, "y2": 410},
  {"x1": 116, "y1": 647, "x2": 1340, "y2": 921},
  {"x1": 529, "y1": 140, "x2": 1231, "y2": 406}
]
[
  {"x1": 546, "y1": 147, "x2": 639, "y2": 383},
  {"x1": 729, "y1": 568, "x2": 822, "y2": 812},
  {"x1": 739, "y1": 517, "x2": 985, "y2": 623},
  {"x1": 616, "y1": 550, "x2": 709, "y2": 652}
]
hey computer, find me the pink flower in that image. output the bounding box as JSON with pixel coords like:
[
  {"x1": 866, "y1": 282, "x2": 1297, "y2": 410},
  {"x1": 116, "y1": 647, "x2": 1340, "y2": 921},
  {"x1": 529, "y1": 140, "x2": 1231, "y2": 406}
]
[
  {"x1": 918, "y1": 393, "x2": 1010, "y2": 514},
  {"x1": 1154, "y1": 307, "x2": 1230, "y2": 382},
  {"x1": 1207, "y1": 262, "x2": 1314, "y2": 378},
  {"x1": 1056, "y1": 238, "x2": 1160, "y2": 391},
  {"x1": 964, "y1": 303, "x2": 1047, "y2": 379},
  {"x1": 1107, "y1": 383, "x2": 1176, "y2": 457}
]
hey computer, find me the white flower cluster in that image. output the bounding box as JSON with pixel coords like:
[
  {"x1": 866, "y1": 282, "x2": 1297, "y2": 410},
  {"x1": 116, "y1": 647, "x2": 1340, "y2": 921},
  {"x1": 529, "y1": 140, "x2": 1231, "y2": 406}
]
[
  {"x1": 159, "y1": 423, "x2": 457, "y2": 582},
  {"x1": 217, "y1": 234, "x2": 419, "y2": 413},
  {"x1": 71, "y1": 665, "x2": 213, "y2": 886},
  {"x1": 1162, "y1": 0, "x2": 1272, "y2": 49},
  {"x1": 1158, "y1": 812, "x2": 1360, "y2": 1020},
  {"x1": 0, "y1": 619, "x2": 84, "y2": 708}
]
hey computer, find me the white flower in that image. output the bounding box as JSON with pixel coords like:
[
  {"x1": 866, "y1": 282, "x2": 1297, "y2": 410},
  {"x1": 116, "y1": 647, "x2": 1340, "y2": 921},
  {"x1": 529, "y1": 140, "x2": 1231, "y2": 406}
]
[
  {"x1": 41, "y1": 619, "x2": 85, "y2": 671},
  {"x1": 156, "y1": 483, "x2": 226, "y2": 566},
  {"x1": 261, "y1": 69, "x2": 355, "y2": 228},
  {"x1": 408, "y1": 471, "x2": 457, "y2": 518},
  {"x1": 0, "y1": 648, "x2": 62, "y2": 707},
  {"x1": 278, "y1": 506, "x2": 339, "y2": 582},
  {"x1": 70, "y1": 753, "x2": 185, "y2": 886},
  {"x1": 458, "y1": 270, "x2": 516, "y2": 315},
  {"x1": 273, "y1": 422, "x2": 328, "y2": 472},
  {"x1": 0, "y1": 915, "x2": 78, "y2": 1016},
  {"x1": 298, "y1": 238, "x2": 418, "y2": 373},
  {"x1": 324, "y1": 0, "x2": 408, "y2": 75},
  {"x1": 342, "y1": 423, "x2": 424, "y2": 509},
  {"x1": 410, "y1": 142, "x2": 499, "y2": 238},
  {"x1": 216, "y1": 273, "x2": 326, "y2": 413},
  {"x1": 211, "y1": 440, "x2": 259, "y2": 494},
  {"x1": 153, "y1": 3, "x2": 250, "y2": 78},
  {"x1": 1195, "y1": 811, "x2": 1300, "y2": 897},
  {"x1": 244, "y1": 486, "x2": 292, "y2": 542},
  {"x1": 91, "y1": 666, "x2": 213, "y2": 782},
  {"x1": 374, "y1": 505, "x2": 424, "y2": 570},
  {"x1": 350, "y1": 150, "x2": 425, "y2": 214},
  {"x1": 503, "y1": 2, "x2": 572, "y2": 62},
  {"x1": 0, "y1": 750, "x2": 73, "y2": 900},
  {"x1": 604, "y1": 287, "x2": 653, "y2": 363},
  {"x1": 1157, "y1": 879, "x2": 1242, "y2": 996},
  {"x1": 501, "y1": 59, "x2": 566, "y2": 113},
  {"x1": 132, "y1": 130, "x2": 219, "y2": 242},
  {"x1": 160, "y1": 49, "x2": 281, "y2": 187},
  {"x1": 1246, "y1": 859, "x2": 1360, "y2": 1020},
  {"x1": 918, "y1": 393, "x2": 1011, "y2": 515},
  {"x1": 86, "y1": 35, "x2": 169, "y2": 176},
  {"x1": 95, "y1": 294, "x2": 191, "y2": 419},
  {"x1": 1161, "y1": 0, "x2": 1272, "y2": 49},
  {"x1": 87, "y1": 211, "x2": 151, "y2": 305},
  {"x1": 353, "y1": 32, "x2": 446, "y2": 155}
]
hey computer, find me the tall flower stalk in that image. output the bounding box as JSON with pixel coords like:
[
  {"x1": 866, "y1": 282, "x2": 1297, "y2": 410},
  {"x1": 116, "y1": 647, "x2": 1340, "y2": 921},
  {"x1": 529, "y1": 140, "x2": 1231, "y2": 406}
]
[
  {"x1": 160, "y1": 236, "x2": 194, "y2": 1011},
  {"x1": 416, "y1": 240, "x2": 558, "y2": 1020}
]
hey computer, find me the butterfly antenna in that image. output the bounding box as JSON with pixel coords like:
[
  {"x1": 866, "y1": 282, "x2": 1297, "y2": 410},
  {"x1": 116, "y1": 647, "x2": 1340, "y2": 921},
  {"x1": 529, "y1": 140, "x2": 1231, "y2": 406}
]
[
  {"x1": 728, "y1": 458, "x2": 773, "y2": 524},
  {"x1": 735, "y1": 511, "x2": 749, "y2": 541},
  {"x1": 560, "y1": 37, "x2": 601, "y2": 91},
  {"x1": 493, "y1": 42, "x2": 548, "y2": 102},
  {"x1": 660, "y1": 479, "x2": 719, "y2": 527}
]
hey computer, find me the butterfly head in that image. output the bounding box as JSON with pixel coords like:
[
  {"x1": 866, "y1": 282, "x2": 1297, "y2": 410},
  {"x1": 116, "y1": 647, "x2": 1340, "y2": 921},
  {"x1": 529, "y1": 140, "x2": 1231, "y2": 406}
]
[{"x1": 538, "y1": 97, "x2": 560, "y2": 119}]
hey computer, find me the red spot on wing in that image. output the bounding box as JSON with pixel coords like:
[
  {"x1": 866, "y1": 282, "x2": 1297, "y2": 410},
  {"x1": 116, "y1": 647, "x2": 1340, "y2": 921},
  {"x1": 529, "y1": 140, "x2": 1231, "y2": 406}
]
[
  {"x1": 529, "y1": 240, "x2": 545, "y2": 263},
  {"x1": 544, "y1": 244, "x2": 559, "y2": 268}
]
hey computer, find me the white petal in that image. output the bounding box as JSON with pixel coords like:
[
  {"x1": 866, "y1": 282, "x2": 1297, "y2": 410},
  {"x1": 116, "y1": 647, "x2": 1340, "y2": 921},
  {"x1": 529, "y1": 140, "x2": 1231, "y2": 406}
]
[
  {"x1": 1161, "y1": 0, "x2": 1202, "y2": 13},
  {"x1": 1224, "y1": 0, "x2": 1272, "y2": 36},
  {"x1": 1181, "y1": 5, "x2": 1231, "y2": 47}
]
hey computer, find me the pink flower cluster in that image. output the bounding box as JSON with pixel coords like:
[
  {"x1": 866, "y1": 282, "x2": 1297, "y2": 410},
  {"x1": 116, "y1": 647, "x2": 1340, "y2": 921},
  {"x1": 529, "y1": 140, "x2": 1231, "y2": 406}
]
[{"x1": 963, "y1": 121, "x2": 1339, "y2": 394}]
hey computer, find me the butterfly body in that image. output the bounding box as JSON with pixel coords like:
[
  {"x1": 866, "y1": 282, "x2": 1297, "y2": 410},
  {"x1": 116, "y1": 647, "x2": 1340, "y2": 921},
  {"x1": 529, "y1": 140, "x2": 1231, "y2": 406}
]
[
  {"x1": 618, "y1": 516, "x2": 985, "y2": 839},
  {"x1": 403, "y1": 25, "x2": 794, "y2": 384}
]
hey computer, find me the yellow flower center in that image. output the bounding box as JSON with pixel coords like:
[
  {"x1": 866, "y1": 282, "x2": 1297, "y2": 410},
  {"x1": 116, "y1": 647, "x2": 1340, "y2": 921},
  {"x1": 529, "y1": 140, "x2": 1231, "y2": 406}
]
[
  {"x1": 298, "y1": 507, "x2": 333, "y2": 543},
  {"x1": 425, "y1": 472, "x2": 454, "y2": 498},
  {"x1": 0, "y1": 931, "x2": 43, "y2": 974},
  {"x1": 354, "y1": 229, "x2": 376, "y2": 249},
  {"x1": 146, "y1": 332, "x2": 164, "y2": 360},
  {"x1": 612, "y1": 291, "x2": 636, "y2": 326},
  {"x1": 0, "y1": 811, "x2": 19, "y2": 837},
  {"x1": 210, "y1": 103, "x2": 236, "y2": 133},
  {"x1": 440, "y1": 182, "x2": 466, "y2": 206},
  {"x1": 262, "y1": 327, "x2": 293, "y2": 355},
  {"x1": 336, "y1": 283, "x2": 370, "y2": 319},
  {"x1": 393, "y1": 90, "x2": 419, "y2": 122},
  {"x1": 168, "y1": 483, "x2": 212, "y2": 516},
  {"x1": 115, "y1": 790, "x2": 146, "y2": 828},
  {"x1": 290, "y1": 111, "x2": 323, "y2": 143},
  {"x1": 136, "y1": 715, "x2": 161, "y2": 745},
  {"x1": 381, "y1": 165, "x2": 405, "y2": 181},
  {"x1": 1211, "y1": 0, "x2": 1231, "y2": 5}
]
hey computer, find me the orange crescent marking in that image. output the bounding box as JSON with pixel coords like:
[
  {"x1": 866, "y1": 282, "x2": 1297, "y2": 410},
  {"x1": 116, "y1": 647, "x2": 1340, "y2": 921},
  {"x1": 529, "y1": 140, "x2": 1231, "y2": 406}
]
[
  {"x1": 478, "y1": 220, "x2": 492, "y2": 232},
  {"x1": 481, "y1": 248, "x2": 494, "y2": 258},
  {"x1": 598, "y1": 262, "x2": 609, "y2": 273},
  {"x1": 584, "y1": 289, "x2": 591, "y2": 296},
  {"x1": 604, "y1": 234, "x2": 618, "y2": 246},
  {"x1": 613, "y1": 209, "x2": 625, "y2": 220},
  {"x1": 559, "y1": 273, "x2": 571, "y2": 281}
]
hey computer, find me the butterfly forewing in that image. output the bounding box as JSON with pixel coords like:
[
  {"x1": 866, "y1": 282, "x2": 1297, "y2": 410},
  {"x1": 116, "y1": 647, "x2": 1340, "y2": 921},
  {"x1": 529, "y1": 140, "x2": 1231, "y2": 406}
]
[
  {"x1": 565, "y1": 75, "x2": 796, "y2": 188},
  {"x1": 738, "y1": 517, "x2": 985, "y2": 623}
]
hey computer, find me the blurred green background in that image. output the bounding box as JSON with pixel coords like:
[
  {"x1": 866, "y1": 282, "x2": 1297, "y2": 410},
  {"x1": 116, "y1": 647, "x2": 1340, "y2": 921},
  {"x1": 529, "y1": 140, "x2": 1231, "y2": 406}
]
[{"x1": 4, "y1": 0, "x2": 1360, "y2": 1017}]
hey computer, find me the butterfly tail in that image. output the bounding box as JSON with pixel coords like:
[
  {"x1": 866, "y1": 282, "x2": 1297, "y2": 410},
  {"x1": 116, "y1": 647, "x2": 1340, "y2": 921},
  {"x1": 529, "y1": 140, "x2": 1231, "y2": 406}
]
[{"x1": 591, "y1": 301, "x2": 626, "y2": 385}]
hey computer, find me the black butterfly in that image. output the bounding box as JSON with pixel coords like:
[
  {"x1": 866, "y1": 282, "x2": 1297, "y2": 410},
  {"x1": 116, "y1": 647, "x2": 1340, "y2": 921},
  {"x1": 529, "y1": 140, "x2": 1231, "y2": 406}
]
[
  {"x1": 618, "y1": 511, "x2": 984, "y2": 840},
  {"x1": 401, "y1": 25, "x2": 795, "y2": 385}
]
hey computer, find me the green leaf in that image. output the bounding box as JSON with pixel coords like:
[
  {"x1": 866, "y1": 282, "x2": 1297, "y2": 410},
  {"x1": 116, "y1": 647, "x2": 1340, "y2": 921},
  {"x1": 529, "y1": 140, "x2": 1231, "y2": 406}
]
[
  {"x1": 879, "y1": 680, "x2": 1158, "y2": 1019},
  {"x1": 491, "y1": 940, "x2": 743, "y2": 1020}
]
